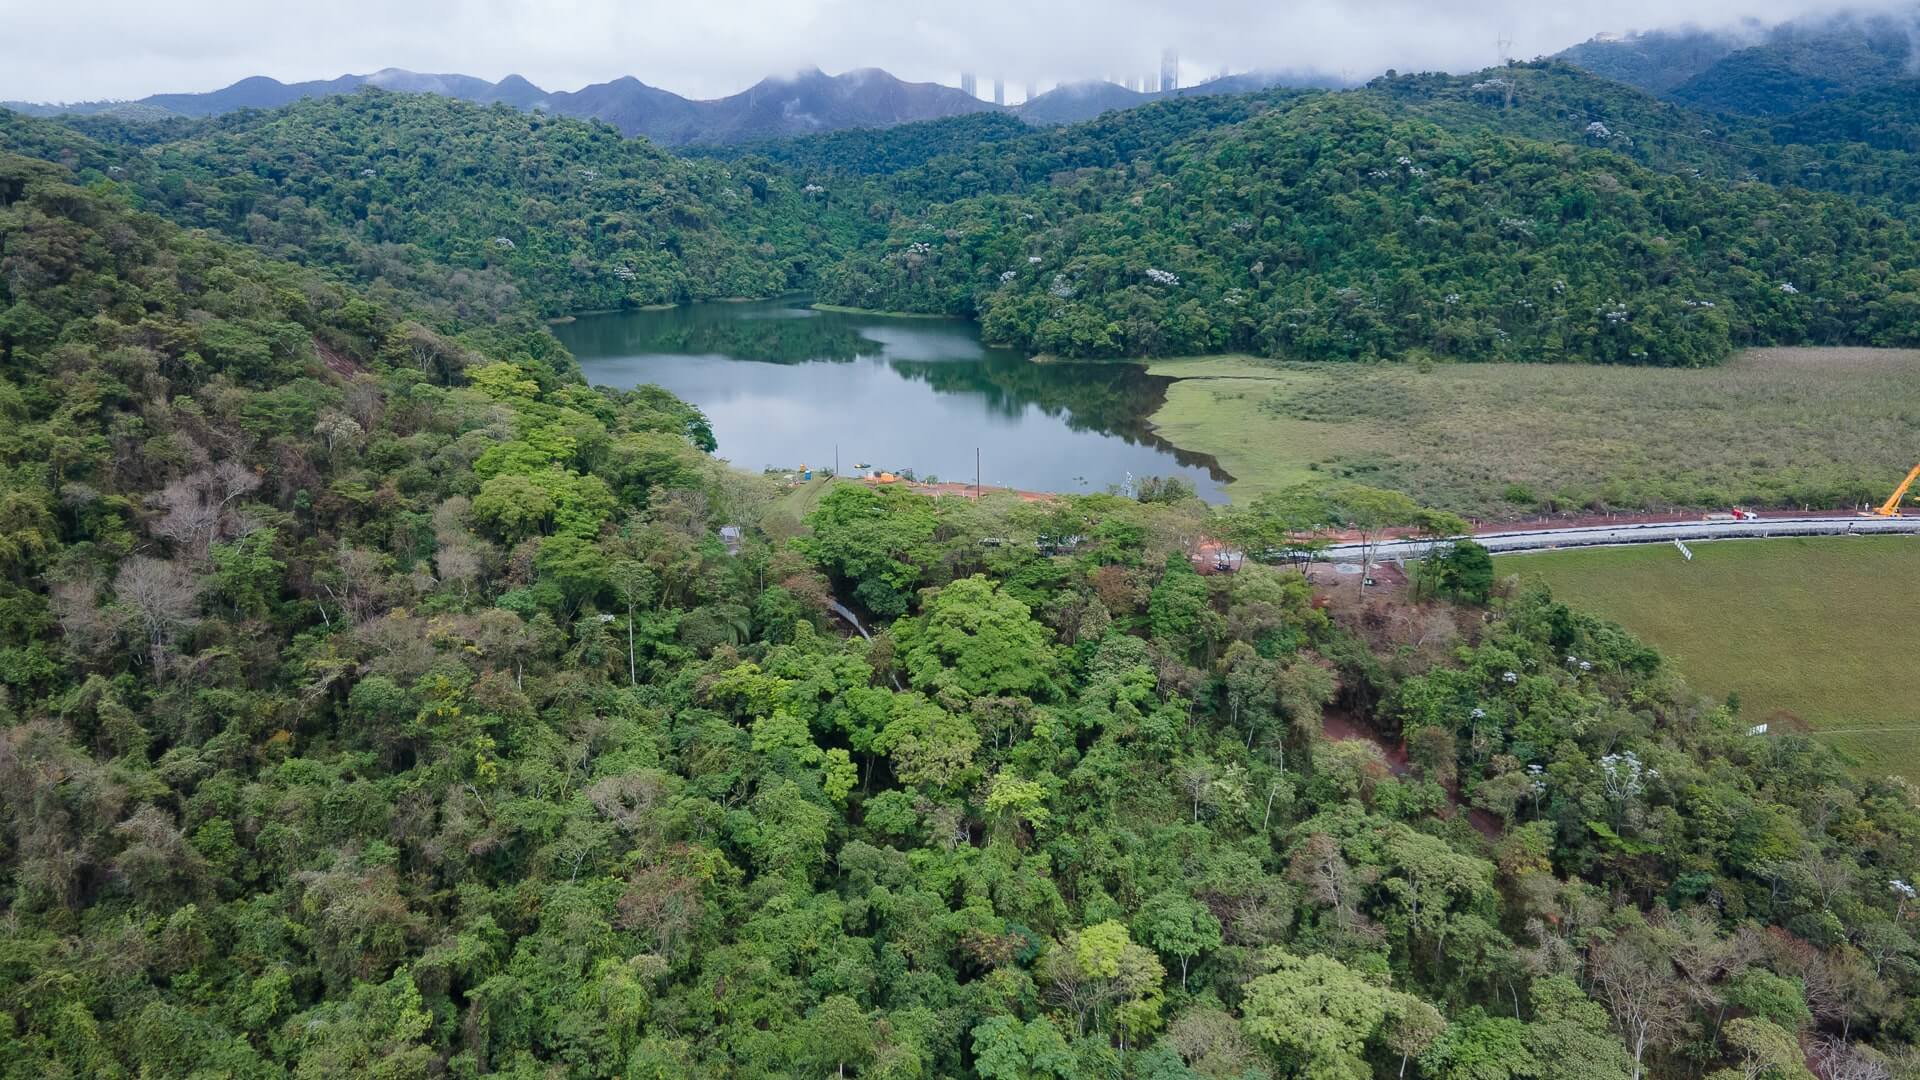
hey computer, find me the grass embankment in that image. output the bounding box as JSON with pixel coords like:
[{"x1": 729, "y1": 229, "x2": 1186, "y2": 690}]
[
  {"x1": 769, "y1": 474, "x2": 842, "y2": 524},
  {"x1": 1147, "y1": 348, "x2": 1920, "y2": 517},
  {"x1": 1501, "y1": 536, "x2": 1920, "y2": 778}
]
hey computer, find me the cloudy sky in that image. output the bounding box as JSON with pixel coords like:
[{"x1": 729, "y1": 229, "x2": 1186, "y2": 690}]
[{"x1": 1, "y1": 0, "x2": 1906, "y2": 103}]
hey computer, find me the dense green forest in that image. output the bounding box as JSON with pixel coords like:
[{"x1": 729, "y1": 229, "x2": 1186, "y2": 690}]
[
  {"x1": 1556, "y1": 14, "x2": 1917, "y2": 118},
  {"x1": 1, "y1": 93, "x2": 868, "y2": 321},
  {"x1": 5, "y1": 144, "x2": 1920, "y2": 1079},
  {"x1": 715, "y1": 64, "x2": 1920, "y2": 216},
  {"x1": 811, "y1": 90, "x2": 1920, "y2": 362},
  {"x1": 11, "y1": 64, "x2": 1920, "y2": 366},
  {"x1": 8, "y1": 46, "x2": 1920, "y2": 1077},
  {"x1": 685, "y1": 111, "x2": 1038, "y2": 177},
  {"x1": 1771, "y1": 80, "x2": 1920, "y2": 154},
  {"x1": 1362, "y1": 65, "x2": 1920, "y2": 206}
]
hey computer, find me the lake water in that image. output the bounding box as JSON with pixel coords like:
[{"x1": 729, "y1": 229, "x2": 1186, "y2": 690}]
[{"x1": 558, "y1": 298, "x2": 1229, "y2": 500}]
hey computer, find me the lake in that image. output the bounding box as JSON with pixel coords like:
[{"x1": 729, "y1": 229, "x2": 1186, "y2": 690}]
[{"x1": 558, "y1": 298, "x2": 1229, "y2": 499}]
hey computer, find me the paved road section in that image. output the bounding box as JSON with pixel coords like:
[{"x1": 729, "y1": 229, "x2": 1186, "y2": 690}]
[{"x1": 1323, "y1": 515, "x2": 1920, "y2": 562}]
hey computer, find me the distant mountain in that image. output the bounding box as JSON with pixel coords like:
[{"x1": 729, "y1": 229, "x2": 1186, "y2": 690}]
[
  {"x1": 1556, "y1": 9, "x2": 1919, "y2": 115},
  {"x1": 1012, "y1": 70, "x2": 1345, "y2": 125},
  {"x1": 546, "y1": 67, "x2": 994, "y2": 145},
  {"x1": 6, "y1": 64, "x2": 1346, "y2": 145},
  {"x1": 7, "y1": 66, "x2": 993, "y2": 146},
  {"x1": 536, "y1": 76, "x2": 702, "y2": 138},
  {"x1": 5, "y1": 68, "x2": 547, "y2": 119},
  {"x1": 1667, "y1": 23, "x2": 1914, "y2": 116},
  {"x1": 475, "y1": 74, "x2": 550, "y2": 109},
  {"x1": 1014, "y1": 80, "x2": 1148, "y2": 125},
  {"x1": 1553, "y1": 29, "x2": 1740, "y2": 94}
]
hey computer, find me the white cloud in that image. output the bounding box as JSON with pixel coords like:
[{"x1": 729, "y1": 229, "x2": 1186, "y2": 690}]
[{"x1": 1, "y1": 0, "x2": 1908, "y2": 103}]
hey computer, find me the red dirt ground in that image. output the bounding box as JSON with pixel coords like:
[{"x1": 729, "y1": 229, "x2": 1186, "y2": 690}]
[{"x1": 1321, "y1": 709, "x2": 1505, "y2": 841}]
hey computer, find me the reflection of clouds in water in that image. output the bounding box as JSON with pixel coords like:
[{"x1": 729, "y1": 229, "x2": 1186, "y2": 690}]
[
  {"x1": 737, "y1": 305, "x2": 818, "y2": 322},
  {"x1": 580, "y1": 353, "x2": 738, "y2": 384},
  {"x1": 852, "y1": 324, "x2": 986, "y2": 362},
  {"x1": 568, "y1": 305, "x2": 1229, "y2": 499}
]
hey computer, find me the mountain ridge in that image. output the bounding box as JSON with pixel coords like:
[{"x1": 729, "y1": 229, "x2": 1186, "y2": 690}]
[
  {"x1": 4, "y1": 65, "x2": 1340, "y2": 144},
  {"x1": 1554, "y1": 7, "x2": 1920, "y2": 115}
]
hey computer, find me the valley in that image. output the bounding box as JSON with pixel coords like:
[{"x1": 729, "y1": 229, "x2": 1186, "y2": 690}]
[
  {"x1": 6, "y1": 9, "x2": 1920, "y2": 1078},
  {"x1": 557, "y1": 298, "x2": 1228, "y2": 497}
]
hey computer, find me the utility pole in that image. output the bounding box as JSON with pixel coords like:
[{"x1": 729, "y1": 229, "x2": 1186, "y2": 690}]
[
  {"x1": 975, "y1": 447, "x2": 981, "y2": 501},
  {"x1": 834, "y1": 443, "x2": 839, "y2": 478}
]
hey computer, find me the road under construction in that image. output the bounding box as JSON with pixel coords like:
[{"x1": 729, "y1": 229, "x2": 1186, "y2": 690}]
[{"x1": 1325, "y1": 513, "x2": 1920, "y2": 564}]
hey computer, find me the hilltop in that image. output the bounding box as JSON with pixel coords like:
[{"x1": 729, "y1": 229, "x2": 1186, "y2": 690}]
[
  {"x1": 2, "y1": 92, "x2": 866, "y2": 320},
  {"x1": 810, "y1": 87, "x2": 1920, "y2": 362},
  {"x1": 6, "y1": 64, "x2": 1343, "y2": 146},
  {"x1": 1555, "y1": 8, "x2": 1920, "y2": 115}
]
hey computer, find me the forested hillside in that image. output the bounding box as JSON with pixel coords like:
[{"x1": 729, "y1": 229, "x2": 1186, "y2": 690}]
[
  {"x1": 685, "y1": 111, "x2": 1036, "y2": 177},
  {"x1": 1553, "y1": 30, "x2": 1738, "y2": 96},
  {"x1": 1556, "y1": 12, "x2": 1919, "y2": 117},
  {"x1": 1362, "y1": 64, "x2": 1920, "y2": 206},
  {"x1": 1, "y1": 92, "x2": 866, "y2": 320},
  {"x1": 13, "y1": 63, "x2": 1920, "y2": 367},
  {"x1": 3, "y1": 82, "x2": 1920, "y2": 1076},
  {"x1": 814, "y1": 91, "x2": 1920, "y2": 362},
  {"x1": 1772, "y1": 79, "x2": 1920, "y2": 153}
]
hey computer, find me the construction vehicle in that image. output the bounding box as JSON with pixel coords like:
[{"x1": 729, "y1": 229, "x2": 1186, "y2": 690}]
[{"x1": 1870, "y1": 464, "x2": 1920, "y2": 517}]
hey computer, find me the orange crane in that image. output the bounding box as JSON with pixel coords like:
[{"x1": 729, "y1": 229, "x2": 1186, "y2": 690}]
[{"x1": 1871, "y1": 463, "x2": 1920, "y2": 517}]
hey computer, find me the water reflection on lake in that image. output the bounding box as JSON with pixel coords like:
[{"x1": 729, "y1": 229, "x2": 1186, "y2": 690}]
[{"x1": 557, "y1": 298, "x2": 1228, "y2": 500}]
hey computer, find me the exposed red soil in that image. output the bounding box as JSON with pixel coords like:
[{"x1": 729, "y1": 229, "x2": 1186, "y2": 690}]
[
  {"x1": 313, "y1": 337, "x2": 364, "y2": 378},
  {"x1": 1321, "y1": 708, "x2": 1505, "y2": 841},
  {"x1": 1323, "y1": 709, "x2": 1412, "y2": 775}
]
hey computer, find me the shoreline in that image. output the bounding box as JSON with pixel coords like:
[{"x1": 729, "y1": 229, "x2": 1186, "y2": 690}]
[{"x1": 808, "y1": 302, "x2": 958, "y2": 319}]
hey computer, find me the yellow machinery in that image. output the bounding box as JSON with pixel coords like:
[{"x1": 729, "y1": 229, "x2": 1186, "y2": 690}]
[{"x1": 1872, "y1": 463, "x2": 1920, "y2": 517}]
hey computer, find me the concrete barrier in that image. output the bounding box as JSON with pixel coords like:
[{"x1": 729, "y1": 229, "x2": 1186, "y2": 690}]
[{"x1": 1322, "y1": 516, "x2": 1920, "y2": 563}]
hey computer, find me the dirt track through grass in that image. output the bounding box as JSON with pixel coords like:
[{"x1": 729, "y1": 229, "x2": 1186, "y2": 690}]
[
  {"x1": 1147, "y1": 348, "x2": 1920, "y2": 517},
  {"x1": 1500, "y1": 535, "x2": 1920, "y2": 778}
]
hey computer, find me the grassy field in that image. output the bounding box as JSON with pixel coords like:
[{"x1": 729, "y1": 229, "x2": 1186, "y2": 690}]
[
  {"x1": 1147, "y1": 348, "x2": 1920, "y2": 517},
  {"x1": 1501, "y1": 536, "x2": 1920, "y2": 777}
]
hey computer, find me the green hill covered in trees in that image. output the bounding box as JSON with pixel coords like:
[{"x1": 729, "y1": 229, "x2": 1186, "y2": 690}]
[
  {"x1": 1556, "y1": 13, "x2": 1918, "y2": 118},
  {"x1": 12, "y1": 64, "x2": 1920, "y2": 368},
  {"x1": 2, "y1": 92, "x2": 867, "y2": 321},
  {"x1": 5, "y1": 136, "x2": 1920, "y2": 1078},
  {"x1": 812, "y1": 90, "x2": 1920, "y2": 362}
]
